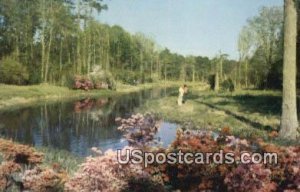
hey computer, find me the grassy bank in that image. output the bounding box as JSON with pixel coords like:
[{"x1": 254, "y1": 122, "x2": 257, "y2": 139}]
[
  {"x1": 0, "y1": 81, "x2": 186, "y2": 111},
  {"x1": 136, "y1": 88, "x2": 299, "y2": 145}
]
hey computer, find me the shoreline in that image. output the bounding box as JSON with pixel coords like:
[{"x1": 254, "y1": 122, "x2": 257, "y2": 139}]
[{"x1": 0, "y1": 81, "x2": 194, "y2": 111}]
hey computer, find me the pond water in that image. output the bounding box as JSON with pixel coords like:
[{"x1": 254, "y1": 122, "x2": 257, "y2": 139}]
[{"x1": 0, "y1": 88, "x2": 178, "y2": 157}]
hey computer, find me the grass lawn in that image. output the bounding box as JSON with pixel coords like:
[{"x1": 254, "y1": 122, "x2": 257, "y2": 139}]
[
  {"x1": 136, "y1": 87, "x2": 299, "y2": 145},
  {"x1": 0, "y1": 81, "x2": 185, "y2": 111}
]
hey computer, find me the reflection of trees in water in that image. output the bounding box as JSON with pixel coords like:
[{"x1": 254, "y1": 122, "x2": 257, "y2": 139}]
[
  {"x1": 0, "y1": 108, "x2": 35, "y2": 144},
  {"x1": 0, "y1": 88, "x2": 175, "y2": 155}
]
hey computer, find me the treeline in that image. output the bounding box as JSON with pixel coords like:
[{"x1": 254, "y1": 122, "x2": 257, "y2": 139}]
[
  {"x1": 0, "y1": 0, "x2": 294, "y2": 90},
  {"x1": 0, "y1": 0, "x2": 240, "y2": 87},
  {"x1": 236, "y1": 6, "x2": 284, "y2": 89},
  {"x1": 236, "y1": 5, "x2": 300, "y2": 90}
]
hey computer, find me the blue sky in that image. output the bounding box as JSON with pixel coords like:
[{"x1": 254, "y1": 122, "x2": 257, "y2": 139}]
[{"x1": 98, "y1": 0, "x2": 283, "y2": 59}]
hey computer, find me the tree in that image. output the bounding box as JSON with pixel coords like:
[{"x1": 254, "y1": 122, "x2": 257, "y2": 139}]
[
  {"x1": 212, "y1": 57, "x2": 219, "y2": 91},
  {"x1": 184, "y1": 56, "x2": 197, "y2": 82},
  {"x1": 238, "y1": 26, "x2": 253, "y2": 88},
  {"x1": 195, "y1": 56, "x2": 211, "y2": 82},
  {"x1": 218, "y1": 52, "x2": 228, "y2": 82},
  {"x1": 280, "y1": 0, "x2": 299, "y2": 139},
  {"x1": 245, "y1": 6, "x2": 283, "y2": 88},
  {"x1": 159, "y1": 49, "x2": 172, "y2": 81},
  {"x1": 212, "y1": 53, "x2": 228, "y2": 91},
  {"x1": 248, "y1": 7, "x2": 283, "y2": 67},
  {"x1": 0, "y1": 56, "x2": 29, "y2": 85}
]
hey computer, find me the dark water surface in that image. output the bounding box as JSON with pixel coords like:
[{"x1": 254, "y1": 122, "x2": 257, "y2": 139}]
[{"x1": 0, "y1": 88, "x2": 178, "y2": 156}]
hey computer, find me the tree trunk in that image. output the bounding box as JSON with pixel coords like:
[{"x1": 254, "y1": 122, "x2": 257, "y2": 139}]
[
  {"x1": 214, "y1": 72, "x2": 219, "y2": 91},
  {"x1": 280, "y1": 0, "x2": 299, "y2": 140},
  {"x1": 164, "y1": 63, "x2": 167, "y2": 81},
  {"x1": 150, "y1": 56, "x2": 153, "y2": 79},
  {"x1": 45, "y1": 27, "x2": 53, "y2": 82},
  {"x1": 41, "y1": 31, "x2": 45, "y2": 81},
  {"x1": 238, "y1": 61, "x2": 241, "y2": 89},
  {"x1": 192, "y1": 65, "x2": 195, "y2": 82},
  {"x1": 40, "y1": 0, "x2": 46, "y2": 81},
  {"x1": 157, "y1": 56, "x2": 161, "y2": 79},
  {"x1": 87, "y1": 31, "x2": 92, "y2": 75},
  {"x1": 76, "y1": 0, "x2": 82, "y2": 74},
  {"x1": 106, "y1": 29, "x2": 110, "y2": 71},
  {"x1": 245, "y1": 59, "x2": 248, "y2": 88},
  {"x1": 59, "y1": 35, "x2": 63, "y2": 74},
  {"x1": 214, "y1": 60, "x2": 220, "y2": 91},
  {"x1": 220, "y1": 59, "x2": 223, "y2": 82},
  {"x1": 180, "y1": 64, "x2": 185, "y2": 81}
]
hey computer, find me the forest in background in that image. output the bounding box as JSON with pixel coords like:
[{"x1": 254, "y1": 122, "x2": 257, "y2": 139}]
[{"x1": 0, "y1": 0, "x2": 297, "y2": 90}]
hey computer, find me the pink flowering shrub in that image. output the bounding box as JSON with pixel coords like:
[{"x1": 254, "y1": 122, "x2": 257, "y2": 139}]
[
  {"x1": 72, "y1": 75, "x2": 94, "y2": 91},
  {"x1": 65, "y1": 147, "x2": 153, "y2": 192},
  {"x1": 22, "y1": 167, "x2": 67, "y2": 192},
  {"x1": 224, "y1": 164, "x2": 277, "y2": 192},
  {"x1": 0, "y1": 139, "x2": 66, "y2": 191},
  {"x1": 115, "y1": 113, "x2": 161, "y2": 147},
  {"x1": 0, "y1": 161, "x2": 21, "y2": 191}
]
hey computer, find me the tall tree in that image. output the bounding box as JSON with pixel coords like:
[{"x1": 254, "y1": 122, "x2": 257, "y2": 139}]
[
  {"x1": 238, "y1": 26, "x2": 253, "y2": 88},
  {"x1": 246, "y1": 6, "x2": 283, "y2": 88},
  {"x1": 280, "y1": 0, "x2": 299, "y2": 139},
  {"x1": 212, "y1": 58, "x2": 219, "y2": 91},
  {"x1": 218, "y1": 52, "x2": 228, "y2": 82}
]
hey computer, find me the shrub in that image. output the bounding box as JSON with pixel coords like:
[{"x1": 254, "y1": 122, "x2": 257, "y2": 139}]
[
  {"x1": 0, "y1": 161, "x2": 21, "y2": 191},
  {"x1": 224, "y1": 164, "x2": 277, "y2": 192},
  {"x1": 115, "y1": 70, "x2": 147, "y2": 85},
  {"x1": 221, "y1": 78, "x2": 235, "y2": 92},
  {"x1": 75, "y1": 76, "x2": 94, "y2": 90},
  {"x1": 90, "y1": 66, "x2": 116, "y2": 90},
  {"x1": 22, "y1": 167, "x2": 66, "y2": 192},
  {"x1": 0, "y1": 139, "x2": 66, "y2": 192},
  {"x1": 115, "y1": 113, "x2": 160, "y2": 147},
  {"x1": 67, "y1": 66, "x2": 117, "y2": 90},
  {"x1": 0, "y1": 56, "x2": 29, "y2": 85},
  {"x1": 116, "y1": 71, "x2": 136, "y2": 85},
  {"x1": 208, "y1": 74, "x2": 215, "y2": 90},
  {"x1": 65, "y1": 147, "x2": 151, "y2": 192},
  {"x1": 0, "y1": 139, "x2": 43, "y2": 164}
]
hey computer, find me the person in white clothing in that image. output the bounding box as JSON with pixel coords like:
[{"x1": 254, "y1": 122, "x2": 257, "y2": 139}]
[{"x1": 177, "y1": 84, "x2": 188, "y2": 106}]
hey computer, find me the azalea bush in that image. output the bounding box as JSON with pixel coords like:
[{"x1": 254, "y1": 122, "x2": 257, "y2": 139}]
[
  {"x1": 0, "y1": 139, "x2": 66, "y2": 191},
  {"x1": 68, "y1": 69, "x2": 116, "y2": 91},
  {"x1": 65, "y1": 147, "x2": 160, "y2": 192},
  {"x1": 89, "y1": 68, "x2": 116, "y2": 90},
  {"x1": 115, "y1": 113, "x2": 161, "y2": 147},
  {"x1": 22, "y1": 167, "x2": 67, "y2": 192}
]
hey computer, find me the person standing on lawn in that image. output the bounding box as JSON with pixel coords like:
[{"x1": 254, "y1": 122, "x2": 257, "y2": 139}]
[{"x1": 178, "y1": 84, "x2": 188, "y2": 106}]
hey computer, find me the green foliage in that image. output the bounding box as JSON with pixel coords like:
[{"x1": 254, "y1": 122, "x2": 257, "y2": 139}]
[
  {"x1": 116, "y1": 70, "x2": 135, "y2": 85},
  {"x1": 0, "y1": 0, "x2": 290, "y2": 90},
  {"x1": 239, "y1": 6, "x2": 284, "y2": 89},
  {"x1": 115, "y1": 70, "x2": 147, "y2": 85},
  {"x1": 221, "y1": 78, "x2": 235, "y2": 92},
  {"x1": 90, "y1": 68, "x2": 116, "y2": 90},
  {"x1": 208, "y1": 74, "x2": 216, "y2": 90},
  {"x1": 0, "y1": 57, "x2": 29, "y2": 85}
]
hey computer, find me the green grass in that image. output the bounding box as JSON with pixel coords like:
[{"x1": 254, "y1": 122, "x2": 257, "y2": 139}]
[
  {"x1": 0, "y1": 83, "x2": 112, "y2": 110},
  {"x1": 37, "y1": 147, "x2": 83, "y2": 175},
  {"x1": 193, "y1": 90, "x2": 282, "y2": 130},
  {"x1": 136, "y1": 88, "x2": 300, "y2": 145},
  {"x1": 0, "y1": 81, "x2": 185, "y2": 111}
]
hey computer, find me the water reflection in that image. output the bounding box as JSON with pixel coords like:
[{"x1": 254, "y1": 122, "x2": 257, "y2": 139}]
[{"x1": 0, "y1": 88, "x2": 177, "y2": 156}]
